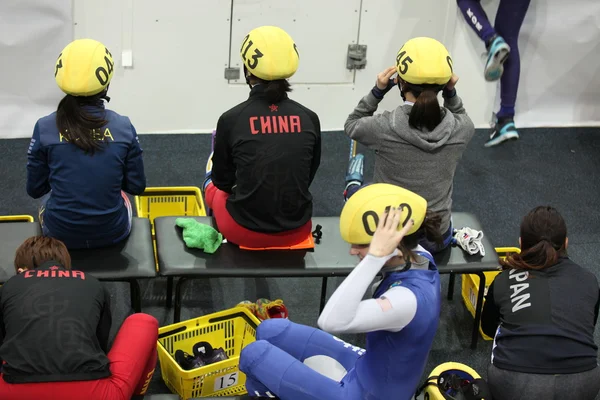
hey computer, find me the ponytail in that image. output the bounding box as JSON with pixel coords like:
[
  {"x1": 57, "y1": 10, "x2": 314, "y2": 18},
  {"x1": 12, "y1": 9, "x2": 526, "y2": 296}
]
[
  {"x1": 500, "y1": 241, "x2": 563, "y2": 271},
  {"x1": 55, "y1": 93, "x2": 109, "y2": 154},
  {"x1": 409, "y1": 89, "x2": 442, "y2": 131},
  {"x1": 264, "y1": 79, "x2": 292, "y2": 103},
  {"x1": 501, "y1": 206, "x2": 568, "y2": 271}
]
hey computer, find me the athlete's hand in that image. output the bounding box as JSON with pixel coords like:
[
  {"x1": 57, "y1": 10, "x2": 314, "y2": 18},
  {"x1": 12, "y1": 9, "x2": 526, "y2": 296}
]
[
  {"x1": 376, "y1": 66, "x2": 398, "y2": 90},
  {"x1": 445, "y1": 74, "x2": 459, "y2": 90},
  {"x1": 368, "y1": 207, "x2": 414, "y2": 258}
]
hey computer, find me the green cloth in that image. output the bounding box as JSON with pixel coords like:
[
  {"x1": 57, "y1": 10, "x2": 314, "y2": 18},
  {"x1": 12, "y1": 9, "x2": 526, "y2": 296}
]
[{"x1": 175, "y1": 218, "x2": 223, "y2": 254}]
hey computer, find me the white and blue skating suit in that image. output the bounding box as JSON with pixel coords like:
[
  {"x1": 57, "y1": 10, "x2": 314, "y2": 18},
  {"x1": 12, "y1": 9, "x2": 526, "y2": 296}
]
[{"x1": 239, "y1": 246, "x2": 441, "y2": 400}]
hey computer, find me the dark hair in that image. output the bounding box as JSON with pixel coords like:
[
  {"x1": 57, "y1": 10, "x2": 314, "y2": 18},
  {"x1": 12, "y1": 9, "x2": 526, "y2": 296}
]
[
  {"x1": 398, "y1": 211, "x2": 443, "y2": 261},
  {"x1": 14, "y1": 236, "x2": 72, "y2": 272},
  {"x1": 56, "y1": 92, "x2": 109, "y2": 154},
  {"x1": 247, "y1": 68, "x2": 293, "y2": 103},
  {"x1": 501, "y1": 206, "x2": 568, "y2": 271},
  {"x1": 408, "y1": 89, "x2": 442, "y2": 131}
]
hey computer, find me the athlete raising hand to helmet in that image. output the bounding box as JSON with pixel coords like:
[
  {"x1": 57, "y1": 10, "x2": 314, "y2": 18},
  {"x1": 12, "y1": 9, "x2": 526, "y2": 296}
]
[
  {"x1": 239, "y1": 184, "x2": 442, "y2": 399},
  {"x1": 203, "y1": 26, "x2": 321, "y2": 249},
  {"x1": 343, "y1": 37, "x2": 474, "y2": 254}
]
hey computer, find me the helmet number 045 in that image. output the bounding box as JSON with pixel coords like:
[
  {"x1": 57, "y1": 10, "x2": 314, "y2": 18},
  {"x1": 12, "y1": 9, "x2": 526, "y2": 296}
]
[
  {"x1": 396, "y1": 51, "x2": 413, "y2": 74},
  {"x1": 362, "y1": 203, "x2": 413, "y2": 236},
  {"x1": 241, "y1": 35, "x2": 264, "y2": 70}
]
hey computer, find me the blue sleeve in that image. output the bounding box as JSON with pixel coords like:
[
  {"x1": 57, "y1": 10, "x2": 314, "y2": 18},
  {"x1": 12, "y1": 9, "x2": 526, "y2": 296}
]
[
  {"x1": 26, "y1": 122, "x2": 51, "y2": 199},
  {"x1": 211, "y1": 115, "x2": 236, "y2": 193},
  {"x1": 122, "y1": 124, "x2": 146, "y2": 195}
]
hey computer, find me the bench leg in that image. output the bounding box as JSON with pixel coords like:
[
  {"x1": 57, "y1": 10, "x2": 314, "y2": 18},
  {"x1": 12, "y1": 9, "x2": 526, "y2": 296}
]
[
  {"x1": 471, "y1": 272, "x2": 487, "y2": 349},
  {"x1": 174, "y1": 277, "x2": 189, "y2": 323},
  {"x1": 129, "y1": 279, "x2": 142, "y2": 313},
  {"x1": 319, "y1": 277, "x2": 328, "y2": 313},
  {"x1": 447, "y1": 273, "x2": 456, "y2": 301},
  {"x1": 166, "y1": 277, "x2": 173, "y2": 308}
]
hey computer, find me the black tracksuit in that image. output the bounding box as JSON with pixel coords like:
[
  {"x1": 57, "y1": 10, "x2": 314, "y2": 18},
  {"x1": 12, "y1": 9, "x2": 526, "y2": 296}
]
[
  {"x1": 481, "y1": 257, "x2": 600, "y2": 374},
  {"x1": 0, "y1": 261, "x2": 112, "y2": 383},
  {"x1": 212, "y1": 84, "x2": 321, "y2": 233}
]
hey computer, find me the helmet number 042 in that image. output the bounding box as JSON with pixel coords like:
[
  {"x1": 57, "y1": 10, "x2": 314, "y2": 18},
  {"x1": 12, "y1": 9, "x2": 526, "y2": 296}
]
[
  {"x1": 362, "y1": 203, "x2": 413, "y2": 236},
  {"x1": 95, "y1": 47, "x2": 114, "y2": 86}
]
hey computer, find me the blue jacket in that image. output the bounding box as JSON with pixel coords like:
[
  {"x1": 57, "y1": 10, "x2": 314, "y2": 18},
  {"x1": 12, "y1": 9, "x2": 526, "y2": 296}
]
[
  {"x1": 353, "y1": 252, "x2": 441, "y2": 400},
  {"x1": 26, "y1": 104, "x2": 146, "y2": 245}
]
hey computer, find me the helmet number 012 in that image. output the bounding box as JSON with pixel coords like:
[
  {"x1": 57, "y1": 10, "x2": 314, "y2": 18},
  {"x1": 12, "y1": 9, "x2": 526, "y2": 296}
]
[
  {"x1": 95, "y1": 47, "x2": 114, "y2": 86},
  {"x1": 361, "y1": 203, "x2": 413, "y2": 236},
  {"x1": 241, "y1": 35, "x2": 264, "y2": 69}
]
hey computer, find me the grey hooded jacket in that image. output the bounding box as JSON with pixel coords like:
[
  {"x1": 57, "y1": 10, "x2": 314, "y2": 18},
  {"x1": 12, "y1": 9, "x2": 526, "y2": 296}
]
[{"x1": 344, "y1": 90, "x2": 475, "y2": 233}]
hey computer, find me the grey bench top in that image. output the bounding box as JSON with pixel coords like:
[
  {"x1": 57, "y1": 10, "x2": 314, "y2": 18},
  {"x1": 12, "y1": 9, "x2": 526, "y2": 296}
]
[
  {"x1": 0, "y1": 222, "x2": 41, "y2": 283},
  {"x1": 155, "y1": 213, "x2": 501, "y2": 277},
  {"x1": 69, "y1": 218, "x2": 157, "y2": 280},
  {"x1": 0, "y1": 218, "x2": 156, "y2": 283},
  {"x1": 156, "y1": 216, "x2": 358, "y2": 277}
]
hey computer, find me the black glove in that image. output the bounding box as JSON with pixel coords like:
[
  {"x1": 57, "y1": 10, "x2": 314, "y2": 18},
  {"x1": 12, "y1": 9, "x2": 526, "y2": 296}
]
[{"x1": 371, "y1": 78, "x2": 397, "y2": 99}]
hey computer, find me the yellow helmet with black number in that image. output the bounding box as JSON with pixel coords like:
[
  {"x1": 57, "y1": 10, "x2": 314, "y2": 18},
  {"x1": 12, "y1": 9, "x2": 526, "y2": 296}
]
[
  {"x1": 395, "y1": 37, "x2": 453, "y2": 86},
  {"x1": 240, "y1": 26, "x2": 299, "y2": 81},
  {"x1": 55, "y1": 39, "x2": 114, "y2": 97},
  {"x1": 418, "y1": 362, "x2": 491, "y2": 400},
  {"x1": 339, "y1": 183, "x2": 427, "y2": 245}
]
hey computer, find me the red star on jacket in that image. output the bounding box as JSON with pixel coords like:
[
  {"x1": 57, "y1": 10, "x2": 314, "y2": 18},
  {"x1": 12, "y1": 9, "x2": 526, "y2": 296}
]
[
  {"x1": 269, "y1": 104, "x2": 278, "y2": 112},
  {"x1": 49, "y1": 266, "x2": 60, "y2": 270}
]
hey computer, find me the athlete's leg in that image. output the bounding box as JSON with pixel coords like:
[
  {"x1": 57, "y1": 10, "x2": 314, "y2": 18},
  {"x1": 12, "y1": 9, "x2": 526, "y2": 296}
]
[
  {"x1": 256, "y1": 319, "x2": 364, "y2": 370},
  {"x1": 104, "y1": 313, "x2": 159, "y2": 397},
  {"x1": 495, "y1": 0, "x2": 532, "y2": 120},
  {"x1": 456, "y1": 0, "x2": 496, "y2": 43},
  {"x1": 485, "y1": 0, "x2": 531, "y2": 147},
  {"x1": 240, "y1": 340, "x2": 360, "y2": 400},
  {"x1": 344, "y1": 154, "x2": 364, "y2": 202},
  {"x1": 203, "y1": 182, "x2": 311, "y2": 248}
]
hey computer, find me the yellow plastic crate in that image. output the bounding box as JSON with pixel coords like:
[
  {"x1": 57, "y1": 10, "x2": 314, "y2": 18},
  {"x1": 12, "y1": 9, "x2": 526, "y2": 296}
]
[
  {"x1": 0, "y1": 215, "x2": 34, "y2": 223},
  {"x1": 157, "y1": 307, "x2": 260, "y2": 399},
  {"x1": 461, "y1": 247, "x2": 521, "y2": 340},
  {"x1": 135, "y1": 187, "x2": 207, "y2": 232}
]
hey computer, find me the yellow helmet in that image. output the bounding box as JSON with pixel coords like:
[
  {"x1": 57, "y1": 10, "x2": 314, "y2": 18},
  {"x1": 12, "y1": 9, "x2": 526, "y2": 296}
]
[
  {"x1": 55, "y1": 39, "x2": 114, "y2": 96},
  {"x1": 395, "y1": 37, "x2": 453, "y2": 86},
  {"x1": 339, "y1": 183, "x2": 427, "y2": 245},
  {"x1": 417, "y1": 362, "x2": 492, "y2": 400},
  {"x1": 240, "y1": 26, "x2": 299, "y2": 81}
]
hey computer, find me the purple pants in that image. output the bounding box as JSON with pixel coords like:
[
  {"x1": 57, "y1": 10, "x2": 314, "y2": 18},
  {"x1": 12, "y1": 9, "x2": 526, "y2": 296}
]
[{"x1": 457, "y1": 0, "x2": 531, "y2": 118}]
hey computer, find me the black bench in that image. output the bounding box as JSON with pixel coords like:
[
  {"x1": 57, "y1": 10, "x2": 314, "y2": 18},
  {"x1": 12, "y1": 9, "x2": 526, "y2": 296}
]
[
  {"x1": 0, "y1": 218, "x2": 156, "y2": 313},
  {"x1": 155, "y1": 216, "x2": 358, "y2": 323},
  {"x1": 155, "y1": 213, "x2": 501, "y2": 348},
  {"x1": 69, "y1": 218, "x2": 157, "y2": 312}
]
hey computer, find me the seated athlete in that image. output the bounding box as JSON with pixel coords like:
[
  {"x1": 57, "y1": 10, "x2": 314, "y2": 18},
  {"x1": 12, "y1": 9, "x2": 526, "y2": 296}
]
[
  {"x1": 481, "y1": 206, "x2": 600, "y2": 400},
  {"x1": 203, "y1": 26, "x2": 321, "y2": 249},
  {"x1": 27, "y1": 39, "x2": 146, "y2": 249},
  {"x1": 343, "y1": 37, "x2": 475, "y2": 253},
  {"x1": 239, "y1": 183, "x2": 442, "y2": 400},
  {"x1": 0, "y1": 236, "x2": 158, "y2": 400}
]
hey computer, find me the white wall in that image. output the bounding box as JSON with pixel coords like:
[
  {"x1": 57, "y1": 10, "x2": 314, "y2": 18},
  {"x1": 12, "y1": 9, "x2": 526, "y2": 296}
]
[{"x1": 1, "y1": 0, "x2": 599, "y2": 138}]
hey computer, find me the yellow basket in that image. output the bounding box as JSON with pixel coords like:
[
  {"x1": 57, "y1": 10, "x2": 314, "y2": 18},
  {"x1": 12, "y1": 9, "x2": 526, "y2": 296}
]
[
  {"x1": 134, "y1": 187, "x2": 207, "y2": 233},
  {"x1": 157, "y1": 307, "x2": 260, "y2": 399},
  {"x1": 0, "y1": 215, "x2": 34, "y2": 223},
  {"x1": 461, "y1": 247, "x2": 521, "y2": 340}
]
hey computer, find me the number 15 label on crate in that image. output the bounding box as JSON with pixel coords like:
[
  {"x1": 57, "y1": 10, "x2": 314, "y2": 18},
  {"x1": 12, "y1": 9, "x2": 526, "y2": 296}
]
[{"x1": 214, "y1": 371, "x2": 239, "y2": 392}]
